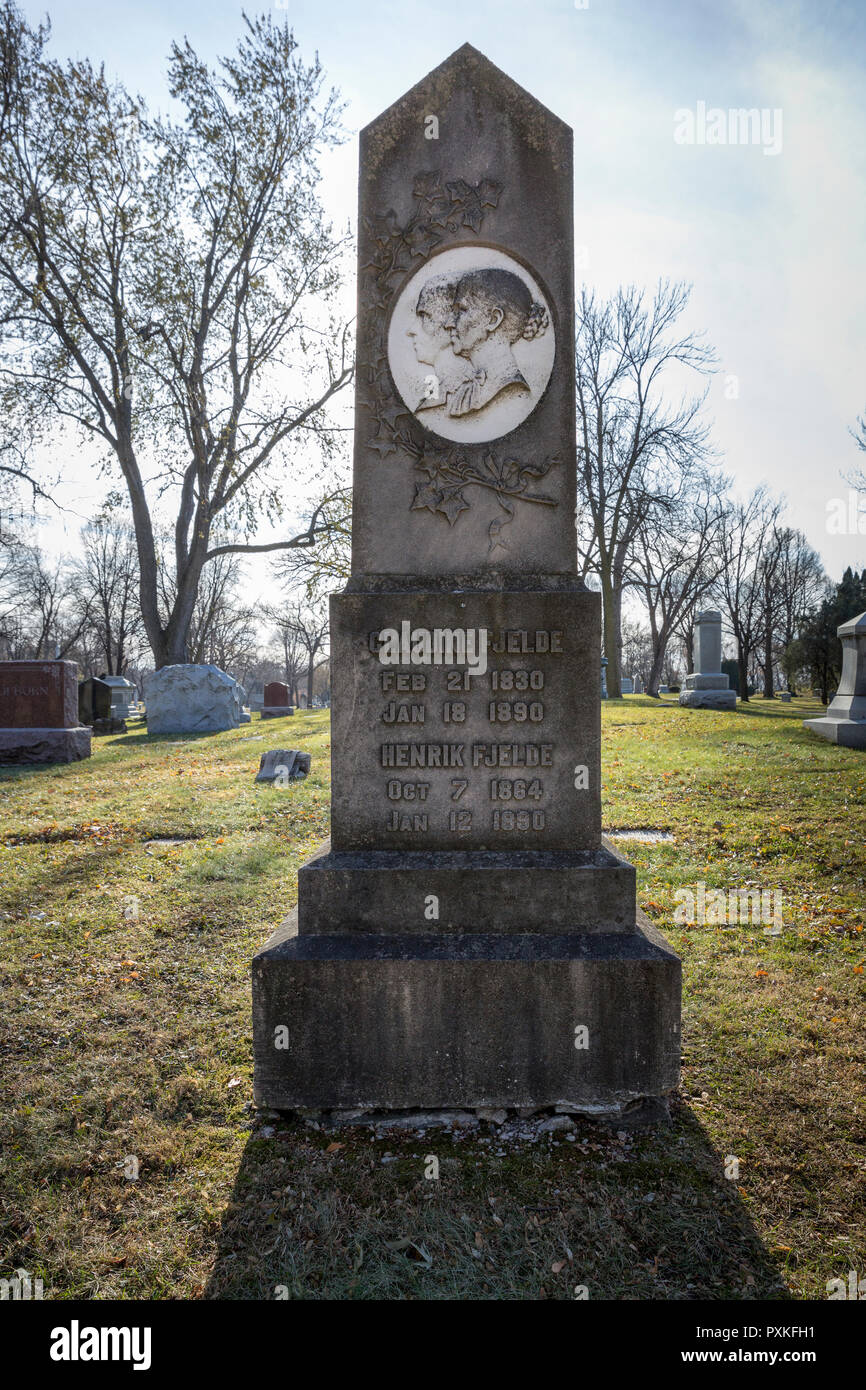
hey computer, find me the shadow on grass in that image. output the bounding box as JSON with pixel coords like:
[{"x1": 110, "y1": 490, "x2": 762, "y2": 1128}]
[{"x1": 205, "y1": 1101, "x2": 789, "y2": 1300}]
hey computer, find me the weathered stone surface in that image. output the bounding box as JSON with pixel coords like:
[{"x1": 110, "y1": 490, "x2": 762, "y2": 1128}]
[
  {"x1": 0, "y1": 660, "x2": 79, "y2": 728},
  {"x1": 0, "y1": 661, "x2": 90, "y2": 764},
  {"x1": 804, "y1": 611, "x2": 866, "y2": 749},
  {"x1": 693, "y1": 609, "x2": 723, "y2": 672},
  {"x1": 92, "y1": 717, "x2": 127, "y2": 736},
  {"x1": 264, "y1": 681, "x2": 291, "y2": 706},
  {"x1": 143, "y1": 663, "x2": 245, "y2": 734},
  {"x1": 329, "y1": 588, "x2": 600, "y2": 852},
  {"x1": 255, "y1": 749, "x2": 311, "y2": 783},
  {"x1": 620, "y1": 677, "x2": 634, "y2": 694},
  {"x1": 349, "y1": 43, "x2": 575, "y2": 583},
  {"x1": 251, "y1": 43, "x2": 680, "y2": 1118},
  {"x1": 679, "y1": 689, "x2": 737, "y2": 710},
  {"x1": 252, "y1": 908, "x2": 681, "y2": 1112},
  {"x1": 680, "y1": 610, "x2": 736, "y2": 709},
  {"x1": 779, "y1": 691, "x2": 791, "y2": 702},
  {"x1": 0, "y1": 726, "x2": 91, "y2": 764},
  {"x1": 297, "y1": 837, "x2": 636, "y2": 934}
]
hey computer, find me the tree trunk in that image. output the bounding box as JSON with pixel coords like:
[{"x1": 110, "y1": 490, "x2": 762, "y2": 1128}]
[
  {"x1": 600, "y1": 559, "x2": 621, "y2": 697},
  {"x1": 737, "y1": 642, "x2": 750, "y2": 703},
  {"x1": 647, "y1": 647, "x2": 665, "y2": 697},
  {"x1": 762, "y1": 594, "x2": 775, "y2": 698}
]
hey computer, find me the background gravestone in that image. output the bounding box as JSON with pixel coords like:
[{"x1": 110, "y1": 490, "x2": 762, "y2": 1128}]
[
  {"x1": 252, "y1": 44, "x2": 680, "y2": 1118},
  {"x1": 262, "y1": 681, "x2": 294, "y2": 719},
  {"x1": 679, "y1": 611, "x2": 737, "y2": 709},
  {"x1": 143, "y1": 663, "x2": 245, "y2": 735},
  {"x1": 0, "y1": 660, "x2": 91, "y2": 764},
  {"x1": 803, "y1": 610, "x2": 866, "y2": 748},
  {"x1": 98, "y1": 673, "x2": 135, "y2": 718},
  {"x1": 78, "y1": 676, "x2": 112, "y2": 725}
]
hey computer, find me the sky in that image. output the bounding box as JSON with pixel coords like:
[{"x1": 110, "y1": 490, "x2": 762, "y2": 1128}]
[{"x1": 18, "y1": 0, "x2": 866, "y2": 590}]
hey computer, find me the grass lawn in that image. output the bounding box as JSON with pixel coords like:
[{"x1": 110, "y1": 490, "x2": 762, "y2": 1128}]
[{"x1": 1, "y1": 696, "x2": 863, "y2": 1300}]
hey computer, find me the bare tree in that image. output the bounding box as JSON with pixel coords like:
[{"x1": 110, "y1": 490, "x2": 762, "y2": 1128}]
[
  {"x1": 627, "y1": 467, "x2": 729, "y2": 695},
  {"x1": 755, "y1": 526, "x2": 826, "y2": 698},
  {"x1": 284, "y1": 600, "x2": 328, "y2": 708},
  {"x1": 620, "y1": 617, "x2": 654, "y2": 689},
  {"x1": 6, "y1": 543, "x2": 90, "y2": 657},
  {"x1": 264, "y1": 604, "x2": 307, "y2": 705},
  {"x1": 73, "y1": 516, "x2": 144, "y2": 674},
  {"x1": 0, "y1": 6, "x2": 352, "y2": 667},
  {"x1": 275, "y1": 483, "x2": 352, "y2": 603},
  {"x1": 714, "y1": 488, "x2": 784, "y2": 703},
  {"x1": 575, "y1": 281, "x2": 716, "y2": 696}
]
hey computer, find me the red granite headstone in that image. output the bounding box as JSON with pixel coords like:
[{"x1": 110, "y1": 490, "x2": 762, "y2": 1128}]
[
  {"x1": 0, "y1": 661, "x2": 79, "y2": 728},
  {"x1": 261, "y1": 680, "x2": 294, "y2": 718},
  {"x1": 0, "y1": 660, "x2": 90, "y2": 764},
  {"x1": 264, "y1": 682, "x2": 290, "y2": 707}
]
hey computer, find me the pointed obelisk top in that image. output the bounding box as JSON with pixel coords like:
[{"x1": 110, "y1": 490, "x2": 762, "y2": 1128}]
[
  {"x1": 362, "y1": 43, "x2": 573, "y2": 159},
  {"x1": 349, "y1": 44, "x2": 576, "y2": 586}
]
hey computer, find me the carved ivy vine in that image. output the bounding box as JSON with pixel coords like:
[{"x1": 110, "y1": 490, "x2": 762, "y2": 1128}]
[{"x1": 361, "y1": 171, "x2": 559, "y2": 552}]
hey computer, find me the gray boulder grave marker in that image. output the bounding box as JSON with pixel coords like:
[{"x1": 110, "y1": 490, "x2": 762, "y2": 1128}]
[
  {"x1": 143, "y1": 663, "x2": 246, "y2": 735},
  {"x1": 252, "y1": 44, "x2": 680, "y2": 1119},
  {"x1": 678, "y1": 611, "x2": 737, "y2": 709},
  {"x1": 0, "y1": 660, "x2": 91, "y2": 764},
  {"x1": 803, "y1": 610, "x2": 866, "y2": 749}
]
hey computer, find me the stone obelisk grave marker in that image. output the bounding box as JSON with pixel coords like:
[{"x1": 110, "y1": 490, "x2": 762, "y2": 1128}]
[{"x1": 253, "y1": 45, "x2": 681, "y2": 1119}]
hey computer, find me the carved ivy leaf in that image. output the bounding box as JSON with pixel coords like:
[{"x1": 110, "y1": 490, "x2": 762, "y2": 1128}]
[
  {"x1": 376, "y1": 401, "x2": 412, "y2": 433},
  {"x1": 445, "y1": 178, "x2": 474, "y2": 203},
  {"x1": 367, "y1": 434, "x2": 399, "y2": 459},
  {"x1": 412, "y1": 171, "x2": 443, "y2": 201},
  {"x1": 436, "y1": 489, "x2": 471, "y2": 525},
  {"x1": 406, "y1": 223, "x2": 443, "y2": 259},
  {"x1": 477, "y1": 178, "x2": 503, "y2": 209},
  {"x1": 411, "y1": 480, "x2": 443, "y2": 512},
  {"x1": 365, "y1": 209, "x2": 401, "y2": 248},
  {"x1": 426, "y1": 198, "x2": 453, "y2": 229},
  {"x1": 417, "y1": 454, "x2": 445, "y2": 480}
]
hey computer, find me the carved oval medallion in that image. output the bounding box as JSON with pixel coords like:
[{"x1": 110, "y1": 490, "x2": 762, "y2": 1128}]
[{"x1": 387, "y1": 246, "x2": 555, "y2": 444}]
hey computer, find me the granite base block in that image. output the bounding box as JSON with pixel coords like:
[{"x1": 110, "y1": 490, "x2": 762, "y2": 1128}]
[
  {"x1": 297, "y1": 840, "x2": 637, "y2": 934},
  {"x1": 251, "y1": 909, "x2": 681, "y2": 1112},
  {"x1": 261, "y1": 706, "x2": 295, "y2": 719},
  {"x1": 678, "y1": 690, "x2": 737, "y2": 710},
  {"x1": 684, "y1": 673, "x2": 731, "y2": 691},
  {"x1": 803, "y1": 716, "x2": 866, "y2": 750},
  {"x1": 0, "y1": 726, "x2": 92, "y2": 765}
]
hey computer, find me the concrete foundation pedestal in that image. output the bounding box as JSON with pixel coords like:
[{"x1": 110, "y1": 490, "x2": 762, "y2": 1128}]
[
  {"x1": 253, "y1": 908, "x2": 680, "y2": 1114},
  {"x1": 0, "y1": 726, "x2": 91, "y2": 764}
]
